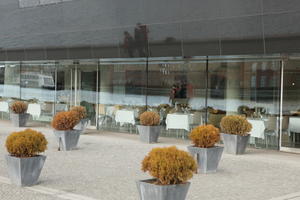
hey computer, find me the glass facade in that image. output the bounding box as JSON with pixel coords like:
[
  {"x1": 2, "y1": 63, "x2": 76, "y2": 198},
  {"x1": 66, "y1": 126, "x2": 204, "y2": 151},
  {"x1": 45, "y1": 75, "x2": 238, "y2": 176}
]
[{"x1": 0, "y1": 55, "x2": 300, "y2": 151}]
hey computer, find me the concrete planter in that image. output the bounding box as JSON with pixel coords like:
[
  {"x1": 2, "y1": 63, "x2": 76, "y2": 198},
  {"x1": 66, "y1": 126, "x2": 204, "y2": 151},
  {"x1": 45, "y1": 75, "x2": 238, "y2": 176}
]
[
  {"x1": 137, "y1": 125, "x2": 160, "y2": 143},
  {"x1": 187, "y1": 145, "x2": 223, "y2": 173},
  {"x1": 6, "y1": 155, "x2": 46, "y2": 186},
  {"x1": 74, "y1": 118, "x2": 89, "y2": 133},
  {"x1": 54, "y1": 130, "x2": 81, "y2": 151},
  {"x1": 136, "y1": 179, "x2": 190, "y2": 200},
  {"x1": 10, "y1": 113, "x2": 30, "y2": 127},
  {"x1": 221, "y1": 133, "x2": 250, "y2": 155}
]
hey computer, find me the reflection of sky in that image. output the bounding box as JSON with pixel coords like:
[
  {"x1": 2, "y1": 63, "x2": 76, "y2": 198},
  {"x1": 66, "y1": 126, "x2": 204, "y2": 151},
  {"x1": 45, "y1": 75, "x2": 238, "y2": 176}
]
[{"x1": 0, "y1": 85, "x2": 296, "y2": 114}]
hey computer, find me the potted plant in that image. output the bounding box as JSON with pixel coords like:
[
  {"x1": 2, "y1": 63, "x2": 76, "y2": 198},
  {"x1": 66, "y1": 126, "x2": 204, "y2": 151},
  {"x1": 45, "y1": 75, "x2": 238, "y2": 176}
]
[
  {"x1": 187, "y1": 124, "x2": 223, "y2": 173},
  {"x1": 10, "y1": 101, "x2": 30, "y2": 127},
  {"x1": 220, "y1": 115, "x2": 252, "y2": 155},
  {"x1": 137, "y1": 111, "x2": 160, "y2": 143},
  {"x1": 5, "y1": 129, "x2": 47, "y2": 186},
  {"x1": 137, "y1": 146, "x2": 197, "y2": 200},
  {"x1": 71, "y1": 106, "x2": 89, "y2": 133},
  {"x1": 51, "y1": 111, "x2": 81, "y2": 151}
]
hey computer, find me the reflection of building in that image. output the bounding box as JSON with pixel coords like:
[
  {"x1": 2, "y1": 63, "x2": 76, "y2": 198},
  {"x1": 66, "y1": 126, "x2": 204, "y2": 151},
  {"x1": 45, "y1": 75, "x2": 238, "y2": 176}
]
[
  {"x1": 21, "y1": 73, "x2": 55, "y2": 89},
  {"x1": 0, "y1": 1, "x2": 300, "y2": 153}
]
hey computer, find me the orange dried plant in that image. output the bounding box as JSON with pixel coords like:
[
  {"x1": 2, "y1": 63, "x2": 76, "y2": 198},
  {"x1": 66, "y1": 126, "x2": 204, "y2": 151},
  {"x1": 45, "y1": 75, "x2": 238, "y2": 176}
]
[
  {"x1": 140, "y1": 111, "x2": 160, "y2": 126},
  {"x1": 71, "y1": 106, "x2": 87, "y2": 120},
  {"x1": 51, "y1": 111, "x2": 80, "y2": 130},
  {"x1": 189, "y1": 125, "x2": 220, "y2": 148},
  {"x1": 220, "y1": 115, "x2": 252, "y2": 136},
  {"x1": 5, "y1": 129, "x2": 48, "y2": 157},
  {"x1": 10, "y1": 101, "x2": 27, "y2": 114},
  {"x1": 142, "y1": 146, "x2": 197, "y2": 185}
]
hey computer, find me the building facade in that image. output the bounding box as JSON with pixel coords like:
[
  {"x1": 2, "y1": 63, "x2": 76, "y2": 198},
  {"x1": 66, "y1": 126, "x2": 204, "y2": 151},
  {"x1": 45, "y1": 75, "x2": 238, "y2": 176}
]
[{"x1": 1, "y1": 0, "x2": 300, "y2": 152}]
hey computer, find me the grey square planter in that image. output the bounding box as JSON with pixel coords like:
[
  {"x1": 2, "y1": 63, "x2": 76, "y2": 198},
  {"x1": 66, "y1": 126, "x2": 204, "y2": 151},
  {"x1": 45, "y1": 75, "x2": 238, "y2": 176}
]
[
  {"x1": 74, "y1": 118, "x2": 89, "y2": 133},
  {"x1": 10, "y1": 113, "x2": 30, "y2": 127},
  {"x1": 221, "y1": 133, "x2": 250, "y2": 155},
  {"x1": 54, "y1": 130, "x2": 81, "y2": 151},
  {"x1": 136, "y1": 179, "x2": 190, "y2": 200},
  {"x1": 137, "y1": 125, "x2": 160, "y2": 143},
  {"x1": 6, "y1": 155, "x2": 46, "y2": 187},
  {"x1": 187, "y1": 145, "x2": 223, "y2": 173}
]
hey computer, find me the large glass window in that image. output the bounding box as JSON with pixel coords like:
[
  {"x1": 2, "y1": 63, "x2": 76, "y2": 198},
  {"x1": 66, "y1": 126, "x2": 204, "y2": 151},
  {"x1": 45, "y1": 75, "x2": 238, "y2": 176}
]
[
  {"x1": 20, "y1": 62, "x2": 56, "y2": 125},
  {"x1": 0, "y1": 62, "x2": 21, "y2": 120},
  {"x1": 208, "y1": 58, "x2": 281, "y2": 149},
  {"x1": 98, "y1": 59, "x2": 147, "y2": 133},
  {"x1": 2, "y1": 56, "x2": 297, "y2": 151},
  {"x1": 147, "y1": 59, "x2": 207, "y2": 138}
]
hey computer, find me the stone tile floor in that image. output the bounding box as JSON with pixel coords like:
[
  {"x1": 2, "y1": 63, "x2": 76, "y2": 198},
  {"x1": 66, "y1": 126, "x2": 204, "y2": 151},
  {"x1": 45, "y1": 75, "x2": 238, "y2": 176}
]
[{"x1": 0, "y1": 121, "x2": 299, "y2": 200}]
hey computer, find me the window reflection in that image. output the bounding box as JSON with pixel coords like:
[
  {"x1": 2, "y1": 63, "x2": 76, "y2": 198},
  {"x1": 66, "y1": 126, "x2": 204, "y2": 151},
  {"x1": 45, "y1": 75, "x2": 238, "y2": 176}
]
[
  {"x1": 98, "y1": 62, "x2": 147, "y2": 132},
  {"x1": 0, "y1": 63, "x2": 20, "y2": 120},
  {"x1": 147, "y1": 61, "x2": 206, "y2": 138},
  {"x1": 20, "y1": 63, "x2": 56, "y2": 124},
  {"x1": 208, "y1": 60, "x2": 281, "y2": 149}
]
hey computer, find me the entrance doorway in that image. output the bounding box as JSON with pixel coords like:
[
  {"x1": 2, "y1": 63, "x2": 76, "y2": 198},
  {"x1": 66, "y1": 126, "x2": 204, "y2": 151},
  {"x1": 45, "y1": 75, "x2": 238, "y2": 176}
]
[{"x1": 56, "y1": 60, "x2": 98, "y2": 128}]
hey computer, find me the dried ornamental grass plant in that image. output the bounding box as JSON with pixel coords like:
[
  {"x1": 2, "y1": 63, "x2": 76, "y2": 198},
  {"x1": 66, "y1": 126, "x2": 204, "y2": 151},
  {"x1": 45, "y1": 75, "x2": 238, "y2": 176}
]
[
  {"x1": 142, "y1": 146, "x2": 197, "y2": 185},
  {"x1": 10, "y1": 101, "x2": 28, "y2": 114},
  {"x1": 51, "y1": 111, "x2": 80, "y2": 130},
  {"x1": 5, "y1": 129, "x2": 48, "y2": 157},
  {"x1": 189, "y1": 125, "x2": 220, "y2": 148},
  {"x1": 220, "y1": 115, "x2": 252, "y2": 136},
  {"x1": 140, "y1": 111, "x2": 160, "y2": 126},
  {"x1": 71, "y1": 106, "x2": 87, "y2": 120}
]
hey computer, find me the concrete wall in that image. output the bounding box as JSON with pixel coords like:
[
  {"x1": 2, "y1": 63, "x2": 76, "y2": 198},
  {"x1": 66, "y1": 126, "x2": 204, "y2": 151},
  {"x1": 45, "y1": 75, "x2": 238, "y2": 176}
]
[{"x1": 0, "y1": 0, "x2": 300, "y2": 60}]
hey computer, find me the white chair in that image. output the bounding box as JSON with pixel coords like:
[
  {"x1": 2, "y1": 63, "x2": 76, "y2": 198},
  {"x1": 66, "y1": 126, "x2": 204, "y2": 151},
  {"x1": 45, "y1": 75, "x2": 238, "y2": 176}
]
[
  {"x1": 264, "y1": 116, "x2": 278, "y2": 148},
  {"x1": 190, "y1": 112, "x2": 203, "y2": 128}
]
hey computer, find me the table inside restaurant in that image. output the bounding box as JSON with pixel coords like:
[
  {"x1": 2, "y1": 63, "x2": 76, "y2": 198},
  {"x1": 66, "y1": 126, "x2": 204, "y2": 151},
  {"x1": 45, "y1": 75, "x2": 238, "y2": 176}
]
[
  {"x1": 166, "y1": 113, "x2": 193, "y2": 131},
  {"x1": 247, "y1": 119, "x2": 266, "y2": 139},
  {"x1": 115, "y1": 110, "x2": 135, "y2": 126}
]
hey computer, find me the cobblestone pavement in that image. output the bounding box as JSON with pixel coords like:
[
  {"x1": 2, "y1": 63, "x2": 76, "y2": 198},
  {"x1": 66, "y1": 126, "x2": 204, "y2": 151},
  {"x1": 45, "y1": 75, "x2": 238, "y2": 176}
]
[{"x1": 0, "y1": 121, "x2": 299, "y2": 200}]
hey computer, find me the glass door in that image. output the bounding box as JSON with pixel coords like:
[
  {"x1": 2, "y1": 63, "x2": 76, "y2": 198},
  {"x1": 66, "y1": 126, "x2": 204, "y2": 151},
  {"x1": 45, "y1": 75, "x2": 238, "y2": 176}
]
[
  {"x1": 75, "y1": 60, "x2": 99, "y2": 127},
  {"x1": 280, "y1": 58, "x2": 300, "y2": 153}
]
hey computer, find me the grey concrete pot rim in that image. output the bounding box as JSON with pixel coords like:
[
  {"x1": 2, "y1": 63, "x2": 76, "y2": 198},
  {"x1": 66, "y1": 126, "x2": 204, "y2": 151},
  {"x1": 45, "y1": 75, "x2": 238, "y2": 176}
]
[
  {"x1": 188, "y1": 145, "x2": 224, "y2": 149},
  {"x1": 6, "y1": 154, "x2": 46, "y2": 159},
  {"x1": 53, "y1": 129, "x2": 80, "y2": 132},
  {"x1": 137, "y1": 125, "x2": 161, "y2": 127},
  {"x1": 221, "y1": 133, "x2": 250, "y2": 136},
  {"x1": 137, "y1": 178, "x2": 190, "y2": 187}
]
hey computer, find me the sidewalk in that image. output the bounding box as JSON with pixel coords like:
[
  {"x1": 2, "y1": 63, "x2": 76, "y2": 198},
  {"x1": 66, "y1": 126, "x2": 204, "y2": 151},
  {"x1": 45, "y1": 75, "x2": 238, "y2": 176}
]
[{"x1": 0, "y1": 120, "x2": 299, "y2": 200}]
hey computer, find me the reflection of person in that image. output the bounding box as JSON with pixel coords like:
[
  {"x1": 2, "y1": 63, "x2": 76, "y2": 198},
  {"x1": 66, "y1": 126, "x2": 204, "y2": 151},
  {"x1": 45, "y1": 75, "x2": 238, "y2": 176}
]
[
  {"x1": 169, "y1": 84, "x2": 179, "y2": 105},
  {"x1": 123, "y1": 31, "x2": 135, "y2": 57},
  {"x1": 134, "y1": 23, "x2": 148, "y2": 57}
]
